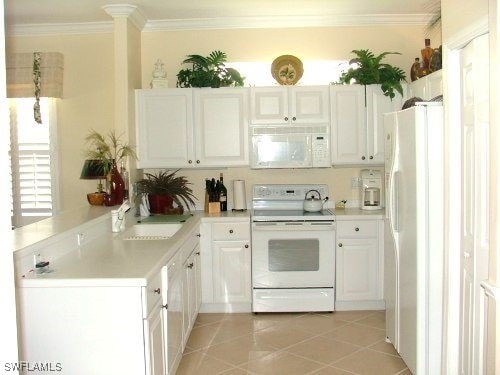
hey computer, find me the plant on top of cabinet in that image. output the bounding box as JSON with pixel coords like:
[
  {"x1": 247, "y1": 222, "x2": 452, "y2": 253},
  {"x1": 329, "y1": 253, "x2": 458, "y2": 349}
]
[
  {"x1": 176, "y1": 50, "x2": 245, "y2": 88},
  {"x1": 336, "y1": 49, "x2": 406, "y2": 99},
  {"x1": 135, "y1": 169, "x2": 197, "y2": 214}
]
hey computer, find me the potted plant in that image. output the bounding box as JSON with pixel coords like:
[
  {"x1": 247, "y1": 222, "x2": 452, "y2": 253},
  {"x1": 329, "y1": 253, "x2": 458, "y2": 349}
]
[
  {"x1": 336, "y1": 49, "x2": 406, "y2": 99},
  {"x1": 176, "y1": 50, "x2": 244, "y2": 88},
  {"x1": 84, "y1": 130, "x2": 137, "y2": 205},
  {"x1": 135, "y1": 170, "x2": 197, "y2": 214}
]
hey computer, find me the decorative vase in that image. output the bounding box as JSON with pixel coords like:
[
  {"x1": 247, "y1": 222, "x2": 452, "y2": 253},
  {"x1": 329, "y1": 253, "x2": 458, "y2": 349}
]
[
  {"x1": 87, "y1": 192, "x2": 105, "y2": 206},
  {"x1": 104, "y1": 193, "x2": 116, "y2": 206},
  {"x1": 110, "y1": 163, "x2": 125, "y2": 205},
  {"x1": 148, "y1": 194, "x2": 174, "y2": 215},
  {"x1": 410, "y1": 57, "x2": 421, "y2": 82}
]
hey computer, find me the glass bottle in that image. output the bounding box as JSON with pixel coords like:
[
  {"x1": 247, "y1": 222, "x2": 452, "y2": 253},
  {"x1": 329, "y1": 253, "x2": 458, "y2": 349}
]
[
  {"x1": 420, "y1": 39, "x2": 433, "y2": 74},
  {"x1": 219, "y1": 173, "x2": 227, "y2": 211},
  {"x1": 410, "y1": 57, "x2": 420, "y2": 82},
  {"x1": 110, "y1": 162, "x2": 125, "y2": 205}
]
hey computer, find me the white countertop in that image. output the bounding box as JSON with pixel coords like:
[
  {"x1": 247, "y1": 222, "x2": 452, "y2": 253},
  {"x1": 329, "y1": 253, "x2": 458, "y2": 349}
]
[
  {"x1": 333, "y1": 208, "x2": 385, "y2": 220},
  {"x1": 15, "y1": 207, "x2": 250, "y2": 288}
]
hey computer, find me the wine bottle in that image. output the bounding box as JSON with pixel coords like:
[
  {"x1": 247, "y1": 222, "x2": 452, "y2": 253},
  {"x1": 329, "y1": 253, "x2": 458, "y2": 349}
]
[
  {"x1": 120, "y1": 160, "x2": 129, "y2": 200},
  {"x1": 219, "y1": 173, "x2": 227, "y2": 211}
]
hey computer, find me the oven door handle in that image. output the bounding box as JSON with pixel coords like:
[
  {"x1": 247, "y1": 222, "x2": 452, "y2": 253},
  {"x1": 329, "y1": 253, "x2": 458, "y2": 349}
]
[{"x1": 252, "y1": 222, "x2": 335, "y2": 231}]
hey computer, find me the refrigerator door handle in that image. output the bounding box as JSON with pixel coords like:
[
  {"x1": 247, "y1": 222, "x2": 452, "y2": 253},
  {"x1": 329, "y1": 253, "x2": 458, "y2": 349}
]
[{"x1": 392, "y1": 171, "x2": 400, "y2": 232}]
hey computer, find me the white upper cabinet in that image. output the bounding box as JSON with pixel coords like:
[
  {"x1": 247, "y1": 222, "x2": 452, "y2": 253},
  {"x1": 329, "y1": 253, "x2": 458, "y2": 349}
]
[
  {"x1": 406, "y1": 70, "x2": 443, "y2": 100},
  {"x1": 193, "y1": 88, "x2": 249, "y2": 167},
  {"x1": 366, "y1": 85, "x2": 402, "y2": 164},
  {"x1": 250, "y1": 86, "x2": 329, "y2": 125},
  {"x1": 331, "y1": 84, "x2": 401, "y2": 165},
  {"x1": 136, "y1": 88, "x2": 249, "y2": 168},
  {"x1": 330, "y1": 85, "x2": 366, "y2": 164},
  {"x1": 135, "y1": 89, "x2": 194, "y2": 169}
]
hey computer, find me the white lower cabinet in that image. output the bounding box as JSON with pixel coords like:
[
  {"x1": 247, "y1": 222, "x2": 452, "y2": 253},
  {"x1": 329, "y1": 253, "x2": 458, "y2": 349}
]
[
  {"x1": 200, "y1": 219, "x2": 252, "y2": 313},
  {"x1": 145, "y1": 300, "x2": 166, "y2": 375},
  {"x1": 335, "y1": 218, "x2": 384, "y2": 310},
  {"x1": 165, "y1": 256, "x2": 183, "y2": 375}
]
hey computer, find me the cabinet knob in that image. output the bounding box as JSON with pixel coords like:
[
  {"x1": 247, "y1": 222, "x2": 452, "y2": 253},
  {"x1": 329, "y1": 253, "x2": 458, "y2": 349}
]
[
  {"x1": 187, "y1": 263, "x2": 194, "y2": 269},
  {"x1": 188, "y1": 160, "x2": 193, "y2": 164},
  {"x1": 338, "y1": 243, "x2": 343, "y2": 247},
  {"x1": 245, "y1": 244, "x2": 249, "y2": 248},
  {"x1": 229, "y1": 229, "x2": 234, "y2": 234},
  {"x1": 369, "y1": 156, "x2": 374, "y2": 160},
  {"x1": 196, "y1": 160, "x2": 200, "y2": 164},
  {"x1": 292, "y1": 116, "x2": 296, "y2": 121},
  {"x1": 196, "y1": 233, "x2": 201, "y2": 237},
  {"x1": 361, "y1": 156, "x2": 366, "y2": 160},
  {"x1": 162, "y1": 303, "x2": 168, "y2": 309},
  {"x1": 153, "y1": 288, "x2": 161, "y2": 294},
  {"x1": 284, "y1": 117, "x2": 289, "y2": 121},
  {"x1": 355, "y1": 227, "x2": 359, "y2": 232},
  {"x1": 196, "y1": 251, "x2": 200, "y2": 255}
]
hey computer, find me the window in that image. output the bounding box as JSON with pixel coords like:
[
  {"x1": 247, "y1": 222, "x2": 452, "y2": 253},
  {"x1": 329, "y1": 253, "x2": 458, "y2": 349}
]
[
  {"x1": 226, "y1": 60, "x2": 349, "y2": 86},
  {"x1": 9, "y1": 98, "x2": 59, "y2": 228}
]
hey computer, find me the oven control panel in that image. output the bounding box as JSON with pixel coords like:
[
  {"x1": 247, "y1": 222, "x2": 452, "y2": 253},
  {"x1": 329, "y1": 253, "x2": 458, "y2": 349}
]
[{"x1": 252, "y1": 184, "x2": 329, "y2": 201}]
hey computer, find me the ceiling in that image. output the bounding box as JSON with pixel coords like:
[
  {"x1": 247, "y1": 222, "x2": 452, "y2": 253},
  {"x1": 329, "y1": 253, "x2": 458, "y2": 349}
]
[{"x1": 5, "y1": 0, "x2": 437, "y2": 26}]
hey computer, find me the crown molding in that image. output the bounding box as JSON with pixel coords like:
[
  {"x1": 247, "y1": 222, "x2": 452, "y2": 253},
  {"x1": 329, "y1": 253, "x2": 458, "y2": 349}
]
[
  {"x1": 6, "y1": 13, "x2": 433, "y2": 37},
  {"x1": 143, "y1": 13, "x2": 434, "y2": 31},
  {"x1": 102, "y1": 4, "x2": 147, "y2": 31},
  {"x1": 6, "y1": 22, "x2": 113, "y2": 37}
]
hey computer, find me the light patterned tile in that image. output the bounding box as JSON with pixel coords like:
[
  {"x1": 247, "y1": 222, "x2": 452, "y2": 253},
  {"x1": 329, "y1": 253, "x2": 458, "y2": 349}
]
[
  {"x1": 176, "y1": 351, "x2": 233, "y2": 375},
  {"x1": 286, "y1": 336, "x2": 361, "y2": 365},
  {"x1": 254, "y1": 324, "x2": 316, "y2": 349},
  {"x1": 204, "y1": 333, "x2": 279, "y2": 366},
  {"x1": 291, "y1": 313, "x2": 351, "y2": 334},
  {"x1": 368, "y1": 340, "x2": 400, "y2": 357},
  {"x1": 219, "y1": 367, "x2": 249, "y2": 375},
  {"x1": 195, "y1": 313, "x2": 228, "y2": 326},
  {"x1": 333, "y1": 348, "x2": 407, "y2": 375},
  {"x1": 241, "y1": 351, "x2": 324, "y2": 375},
  {"x1": 395, "y1": 369, "x2": 412, "y2": 375},
  {"x1": 312, "y1": 366, "x2": 358, "y2": 375},
  {"x1": 355, "y1": 311, "x2": 386, "y2": 330},
  {"x1": 322, "y1": 323, "x2": 386, "y2": 347},
  {"x1": 327, "y1": 311, "x2": 376, "y2": 322}
]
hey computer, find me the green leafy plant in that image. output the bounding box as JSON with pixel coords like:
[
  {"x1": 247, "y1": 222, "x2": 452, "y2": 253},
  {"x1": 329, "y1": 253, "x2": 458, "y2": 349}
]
[
  {"x1": 135, "y1": 170, "x2": 197, "y2": 210},
  {"x1": 176, "y1": 50, "x2": 244, "y2": 88},
  {"x1": 84, "y1": 130, "x2": 137, "y2": 175},
  {"x1": 337, "y1": 49, "x2": 406, "y2": 99}
]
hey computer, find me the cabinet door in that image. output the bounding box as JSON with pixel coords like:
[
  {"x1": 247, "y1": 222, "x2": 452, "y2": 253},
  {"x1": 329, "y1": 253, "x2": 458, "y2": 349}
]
[
  {"x1": 135, "y1": 89, "x2": 194, "y2": 168},
  {"x1": 330, "y1": 85, "x2": 366, "y2": 164},
  {"x1": 212, "y1": 241, "x2": 251, "y2": 303},
  {"x1": 144, "y1": 302, "x2": 165, "y2": 375},
  {"x1": 366, "y1": 85, "x2": 402, "y2": 165},
  {"x1": 166, "y1": 260, "x2": 183, "y2": 374},
  {"x1": 335, "y1": 238, "x2": 379, "y2": 301},
  {"x1": 194, "y1": 88, "x2": 249, "y2": 166},
  {"x1": 250, "y1": 87, "x2": 288, "y2": 124},
  {"x1": 289, "y1": 86, "x2": 330, "y2": 124}
]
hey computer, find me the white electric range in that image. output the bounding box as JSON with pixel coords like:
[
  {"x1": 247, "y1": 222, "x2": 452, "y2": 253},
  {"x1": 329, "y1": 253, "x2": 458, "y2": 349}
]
[{"x1": 251, "y1": 184, "x2": 336, "y2": 313}]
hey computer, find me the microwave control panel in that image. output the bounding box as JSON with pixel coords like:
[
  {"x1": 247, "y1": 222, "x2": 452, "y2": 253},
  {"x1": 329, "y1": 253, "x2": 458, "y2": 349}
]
[{"x1": 311, "y1": 135, "x2": 330, "y2": 167}]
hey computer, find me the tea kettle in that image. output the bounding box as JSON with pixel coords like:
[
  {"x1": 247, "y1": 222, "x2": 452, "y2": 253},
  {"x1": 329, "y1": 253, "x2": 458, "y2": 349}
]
[{"x1": 303, "y1": 189, "x2": 329, "y2": 212}]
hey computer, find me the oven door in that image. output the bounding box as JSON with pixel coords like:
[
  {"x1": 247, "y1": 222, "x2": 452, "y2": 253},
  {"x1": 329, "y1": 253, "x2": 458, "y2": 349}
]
[{"x1": 251, "y1": 221, "x2": 335, "y2": 288}]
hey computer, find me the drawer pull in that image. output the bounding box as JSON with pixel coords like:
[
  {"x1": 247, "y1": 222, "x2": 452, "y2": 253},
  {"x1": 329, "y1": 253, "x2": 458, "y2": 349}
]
[
  {"x1": 338, "y1": 243, "x2": 343, "y2": 247},
  {"x1": 361, "y1": 156, "x2": 366, "y2": 160},
  {"x1": 355, "y1": 227, "x2": 359, "y2": 232},
  {"x1": 187, "y1": 263, "x2": 194, "y2": 269},
  {"x1": 229, "y1": 229, "x2": 234, "y2": 234},
  {"x1": 284, "y1": 116, "x2": 288, "y2": 121},
  {"x1": 244, "y1": 244, "x2": 249, "y2": 248},
  {"x1": 153, "y1": 288, "x2": 161, "y2": 294}
]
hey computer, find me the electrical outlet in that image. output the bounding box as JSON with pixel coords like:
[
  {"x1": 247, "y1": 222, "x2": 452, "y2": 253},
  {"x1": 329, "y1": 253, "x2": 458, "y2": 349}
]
[{"x1": 351, "y1": 177, "x2": 361, "y2": 188}]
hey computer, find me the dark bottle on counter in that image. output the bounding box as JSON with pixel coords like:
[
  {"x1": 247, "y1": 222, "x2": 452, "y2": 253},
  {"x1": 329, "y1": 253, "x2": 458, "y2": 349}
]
[
  {"x1": 219, "y1": 173, "x2": 227, "y2": 211},
  {"x1": 120, "y1": 160, "x2": 129, "y2": 200}
]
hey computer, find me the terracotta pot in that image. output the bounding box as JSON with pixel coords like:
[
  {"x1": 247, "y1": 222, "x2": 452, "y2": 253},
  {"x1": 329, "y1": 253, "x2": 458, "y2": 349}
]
[{"x1": 148, "y1": 194, "x2": 174, "y2": 214}]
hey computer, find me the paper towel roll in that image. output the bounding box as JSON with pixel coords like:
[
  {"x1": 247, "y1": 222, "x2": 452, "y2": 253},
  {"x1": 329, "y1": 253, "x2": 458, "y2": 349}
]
[{"x1": 232, "y1": 180, "x2": 247, "y2": 211}]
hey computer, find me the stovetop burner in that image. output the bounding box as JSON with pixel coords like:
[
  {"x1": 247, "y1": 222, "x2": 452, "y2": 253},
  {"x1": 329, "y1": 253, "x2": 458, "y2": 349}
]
[{"x1": 251, "y1": 184, "x2": 335, "y2": 222}]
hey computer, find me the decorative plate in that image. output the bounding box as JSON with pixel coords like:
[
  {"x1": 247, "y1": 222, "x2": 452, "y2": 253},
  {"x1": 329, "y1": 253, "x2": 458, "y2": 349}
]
[{"x1": 271, "y1": 55, "x2": 304, "y2": 85}]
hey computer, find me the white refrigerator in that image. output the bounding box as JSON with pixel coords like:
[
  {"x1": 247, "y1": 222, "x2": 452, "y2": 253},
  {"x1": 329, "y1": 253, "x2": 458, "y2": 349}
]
[{"x1": 383, "y1": 103, "x2": 444, "y2": 374}]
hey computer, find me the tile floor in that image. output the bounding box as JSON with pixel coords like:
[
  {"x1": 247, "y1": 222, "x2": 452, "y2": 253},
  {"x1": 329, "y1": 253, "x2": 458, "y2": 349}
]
[{"x1": 176, "y1": 310, "x2": 411, "y2": 375}]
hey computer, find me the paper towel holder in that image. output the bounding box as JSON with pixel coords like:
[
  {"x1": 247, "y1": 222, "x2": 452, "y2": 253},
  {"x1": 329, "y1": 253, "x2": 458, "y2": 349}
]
[{"x1": 232, "y1": 179, "x2": 247, "y2": 211}]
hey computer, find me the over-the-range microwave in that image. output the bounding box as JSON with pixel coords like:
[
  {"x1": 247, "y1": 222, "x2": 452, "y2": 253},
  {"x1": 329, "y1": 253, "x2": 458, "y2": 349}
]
[{"x1": 250, "y1": 125, "x2": 330, "y2": 169}]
